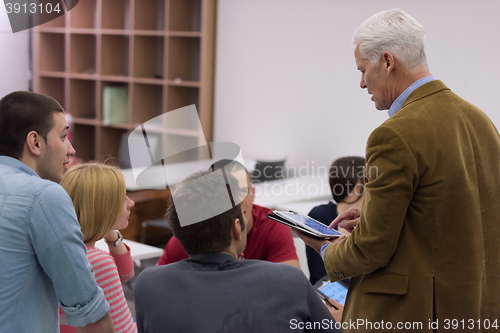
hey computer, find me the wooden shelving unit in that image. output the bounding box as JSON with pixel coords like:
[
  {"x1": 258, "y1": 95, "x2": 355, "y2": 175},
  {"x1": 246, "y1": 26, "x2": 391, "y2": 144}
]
[{"x1": 32, "y1": 0, "x2": 216, "y2": 165}]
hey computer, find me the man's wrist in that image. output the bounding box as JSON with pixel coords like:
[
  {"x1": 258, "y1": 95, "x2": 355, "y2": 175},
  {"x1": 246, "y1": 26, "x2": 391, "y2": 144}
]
[{"x1": 320, "y1": 243, "x2": 330, "y2": 260}]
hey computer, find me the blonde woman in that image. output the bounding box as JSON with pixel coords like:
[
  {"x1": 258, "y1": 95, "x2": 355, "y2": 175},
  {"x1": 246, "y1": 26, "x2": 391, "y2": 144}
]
[{"x1": 59, "y1": 163, "x2": 136, "y2": 333}]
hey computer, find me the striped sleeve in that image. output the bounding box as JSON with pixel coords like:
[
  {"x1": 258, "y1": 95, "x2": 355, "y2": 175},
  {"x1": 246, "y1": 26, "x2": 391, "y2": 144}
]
[
  {"x1": 110, "y1": 243, "x2": 135, "y2": 283},
  {"x1": 87, "y1": 247, "x2": 137, "y2": 333}
]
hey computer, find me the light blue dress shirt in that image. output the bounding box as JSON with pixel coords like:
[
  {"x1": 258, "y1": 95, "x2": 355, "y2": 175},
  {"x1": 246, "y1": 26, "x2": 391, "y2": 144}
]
[
  {"x1": 387, "y1": 75, "x2": 435, "y2": 117},
  {"x1": 320, "y1": 76, "x2": 436, "y2": 260},
  {"x1": 0, "y1": 156, "x2": 110, "y2": 332}
]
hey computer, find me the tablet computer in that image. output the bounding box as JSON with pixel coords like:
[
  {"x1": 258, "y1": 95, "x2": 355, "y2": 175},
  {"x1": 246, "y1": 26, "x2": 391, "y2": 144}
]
[
  {"x1": 316, "y1": 280, "x2": 349, "y2": 306},
  {"x1": 266, "y1": 210, "x2": 343, "y2": 239}
]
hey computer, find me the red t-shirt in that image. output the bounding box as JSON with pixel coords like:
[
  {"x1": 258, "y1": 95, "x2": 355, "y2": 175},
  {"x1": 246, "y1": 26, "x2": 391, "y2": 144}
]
[{"x1": 157, "y1": 204, "x2": 298, "y2": 264}]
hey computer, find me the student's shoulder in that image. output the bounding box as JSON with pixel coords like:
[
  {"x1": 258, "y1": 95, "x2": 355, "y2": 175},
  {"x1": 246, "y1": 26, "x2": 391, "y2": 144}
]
[
  {"x1": 2, "y1": 167, "x2": 58, "y2": 196},
  {"x1": 243, "y1": 259, "x2": 305, "y2": 276},
  {"x1": 136, "y1": 261, "x2": 181, "y2": 282}
]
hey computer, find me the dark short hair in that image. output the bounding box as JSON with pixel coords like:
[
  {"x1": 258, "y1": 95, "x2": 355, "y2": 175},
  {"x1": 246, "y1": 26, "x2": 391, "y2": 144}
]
[
  {"x1": 0, "y1": 91, "x2": 64, "y2": 159},
  {"x1": 329, "y1": 156, "x2": 366, "y2": 203},
  {"x1": 166, "y1": 169, "x2": 245, "y2": 255}
]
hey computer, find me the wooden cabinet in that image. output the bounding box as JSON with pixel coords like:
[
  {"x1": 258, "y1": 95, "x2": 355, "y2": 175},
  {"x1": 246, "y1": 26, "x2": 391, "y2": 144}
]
[{"x1": 32, "y1": 0, "x2": 216, "y2": 164}]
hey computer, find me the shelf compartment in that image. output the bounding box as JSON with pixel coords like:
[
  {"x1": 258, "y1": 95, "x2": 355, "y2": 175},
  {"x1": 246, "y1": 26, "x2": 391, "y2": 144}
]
[
  {"x1": 38, "y1": 77, "x2": 65, "y2": 109},
  {"x1": 101, "y1": 35, "x2": 129, "y2": 76},
  {"x1": 101, "y1": 82, "x2": 130, "y2": 125},
  {"x1": 39, "y1": 33, "x2": 65, "y2": 72},
  {"x1": 97, "y1": 127, "x2": 127, "y2": 161},
  {"x1": 101, "y1": 0, "x2": 130, "y2": 29},
  {"x1": 69, "y1": 0, "x2": 97, "y2": 28},
  {"x1": 168, "y1": 0, "x2": 201, "y2": 32},
  {"x1": 134, "y1": 0, "x2": 165, "y2": 31},
  {"x1": 131, "y1": 83, "x2": 163, "y2": 124},
  {"x1": 69, "y1": 34, "x2": 96, "y2": 74},
  {"x1": 38, "y1": 10, "x2": 66, "y2": 28},
  {"x1": 71, "y1": 124, "x2": 96, "y2": 161},
  {"x1": 167, "y1": 36, "x2": 200, "y2": 81},
  {"x1": 69, "y1": 79, "x2": 96, "y2": 119},
  {"x1": 133, "y1": 36, "x2": 164, "y2": 78},
  {"x1": 166, "y1": 85, "x2": 199, "y2": 113}
]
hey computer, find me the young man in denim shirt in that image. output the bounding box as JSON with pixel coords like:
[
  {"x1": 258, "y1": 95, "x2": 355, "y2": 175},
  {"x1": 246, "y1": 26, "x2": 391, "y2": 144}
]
[{"x1": 0, "y1": 91, "x2": 114, "y2": 332}]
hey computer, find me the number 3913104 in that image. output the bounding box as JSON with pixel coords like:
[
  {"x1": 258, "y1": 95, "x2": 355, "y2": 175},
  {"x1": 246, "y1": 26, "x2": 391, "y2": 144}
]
[{"x1": 5, "y1": 2, "x2": 62, "y2": 14}]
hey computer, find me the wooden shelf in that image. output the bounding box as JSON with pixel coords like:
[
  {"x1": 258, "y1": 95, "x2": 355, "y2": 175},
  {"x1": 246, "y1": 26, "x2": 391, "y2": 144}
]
[
  {"x1": 131, "y1": 83, "x2": 163, "y2": 123},
  {"x1": 134, "y1": 0, "x2": 165, "y2": 31},
  {"x1": 166, "y1": 86, "x2": 199, "y2": 112},
  {"x1": 71, "y1": 124, "x2": 96, "y2": 161},
  {"x1": 100, "y1": 29, "x2": 133, "y2": 35},
  {"x1": 168, "y1": 31, "x2": 202, "y2": 37},
  {"x1": 32, "y1": 0, "x2": 216, "y2": 168},
  {"x1": 69, "y1": 0, "x2": 97, "y2": 29},
  {"x1": 102, "y1": 0, "x2": 129, "y2": 30},
  {"x1": 69, "y1": 79, "x2": 96, "y2": 118},
  {"x1": 69, "y1": 34, "x2": 96, "y2": 74},
  {"x1": 72, "y1": 117, "x2": 101, "y2": 126},
  {"x1": 167, "y1": 36, "x2": 200, "y2": 81},
  {"x1": 133, "y1": 35, "x2": 164, "y2": 79},
  {"x1": 101, "y1": 35, "x2": 129, "y2": 76},
  {"x1": 167, "y1": 79, "x2": 200, "y2": 87},
  {"x1": 68, "y1": 73, "x2": 98, "y2": 80},
  {"x1": 39, "y1": 13, "x2": 66, "y2": 28},
  {"x1": 38, "y1": 77, "x2": 65, "y2": 109},
  {"x1": 133, "y1": 30, "x2": 166, "y2": 37},
  {"x1": 39, "y1": 71, "x2": 66, "y2": 78},
  {"x1": 168, "y1": 0, "x2": 201, "y2": 32},
  {"x1": 99, "y1": 75, "x2": 130, "y2": 83},
  {"x1": 39, "y1": 33, "x2": 65, "y2": 72},
  {"x1": 38, "y1": 27, "x2": 66, "y2": 33}
]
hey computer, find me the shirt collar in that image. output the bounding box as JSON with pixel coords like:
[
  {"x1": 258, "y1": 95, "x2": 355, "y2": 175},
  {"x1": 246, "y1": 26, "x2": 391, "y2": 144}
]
[
  {"x1": 0, "y1": 156, "x2": 39, "y2": 177},
  {"x1": 388, "y1": 75, "x2": 436, "y2": 117}
]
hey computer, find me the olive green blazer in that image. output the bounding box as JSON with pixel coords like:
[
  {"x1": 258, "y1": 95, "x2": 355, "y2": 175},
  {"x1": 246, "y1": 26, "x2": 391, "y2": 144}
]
[{"x1": 324, "y1": 80, "x2": 500, "y2": 332}]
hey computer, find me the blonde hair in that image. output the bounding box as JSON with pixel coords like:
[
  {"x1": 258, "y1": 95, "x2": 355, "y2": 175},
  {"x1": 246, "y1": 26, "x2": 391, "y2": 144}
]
[{"x1": 61, "y1": 162, "x2": 126, "y2": 243}]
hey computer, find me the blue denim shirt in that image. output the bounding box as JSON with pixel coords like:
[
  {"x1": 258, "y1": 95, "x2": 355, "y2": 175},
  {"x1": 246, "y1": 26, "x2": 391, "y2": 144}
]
[{"x1": 0, "y1": 156, "x2": 110, "y2": 332}]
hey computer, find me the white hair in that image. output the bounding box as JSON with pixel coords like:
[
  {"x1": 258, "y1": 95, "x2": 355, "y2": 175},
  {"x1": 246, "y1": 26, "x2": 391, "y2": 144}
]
[{"x1": 353, "y1": 9, "x2": 429, "y2": 71}]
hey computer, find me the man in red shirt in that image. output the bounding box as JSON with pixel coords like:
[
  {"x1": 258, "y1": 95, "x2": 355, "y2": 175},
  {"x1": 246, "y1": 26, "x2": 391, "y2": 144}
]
[{"x1": 157, "y1": 160, "x2": 300, "y2": 268}]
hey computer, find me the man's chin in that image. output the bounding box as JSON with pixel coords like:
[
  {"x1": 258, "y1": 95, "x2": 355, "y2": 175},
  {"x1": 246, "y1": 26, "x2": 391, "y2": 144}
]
[{"x1": 374, "y1": 104, "x2": 389, "y2": 111}]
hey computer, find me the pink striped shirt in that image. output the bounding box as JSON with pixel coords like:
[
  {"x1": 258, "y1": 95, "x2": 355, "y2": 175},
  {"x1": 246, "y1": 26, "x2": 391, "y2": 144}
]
[{"x1": 60, "y1": 244, "x2": 136, "y2": 333}]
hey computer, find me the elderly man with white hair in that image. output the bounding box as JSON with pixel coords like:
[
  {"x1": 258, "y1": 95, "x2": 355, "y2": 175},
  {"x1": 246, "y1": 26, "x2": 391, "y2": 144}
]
[{"x1": 298, "y1": 9, "x2": 500, "y2": 332}]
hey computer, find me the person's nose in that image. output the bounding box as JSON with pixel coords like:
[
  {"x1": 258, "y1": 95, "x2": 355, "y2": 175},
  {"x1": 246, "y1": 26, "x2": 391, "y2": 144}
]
[
  {"x1": 360, "y1": 76, "x2": 367, "y2": 89},
  {"x1": 127, "y1": 197, "x2": 135, "y2": 209},
  {"x1": 67, "y1": 140, "x2": 76, "y2": 156}
]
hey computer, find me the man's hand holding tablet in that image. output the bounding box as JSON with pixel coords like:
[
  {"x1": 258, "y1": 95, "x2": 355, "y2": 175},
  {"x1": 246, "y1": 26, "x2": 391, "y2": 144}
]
[{"x1": 267, "y1": 210, "x2": 344, "y2": 239}]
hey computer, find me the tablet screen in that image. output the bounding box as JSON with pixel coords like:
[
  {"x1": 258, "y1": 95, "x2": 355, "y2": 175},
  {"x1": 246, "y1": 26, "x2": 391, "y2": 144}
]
[
  {"x1": 280, "y1": 212, "x2": 343, "y2": 236},
  {"x1": 319, "y1": 281, "x2": 348, "y2": 305}
]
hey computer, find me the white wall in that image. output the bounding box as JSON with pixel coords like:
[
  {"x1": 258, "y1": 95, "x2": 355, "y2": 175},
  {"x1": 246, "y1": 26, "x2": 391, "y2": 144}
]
[
  {"x1": 214, "y1": 0, "x2": 500, "y2": 171},
  {"x1": 0, "y1": 5, "x2": 29, "y2": 97}
]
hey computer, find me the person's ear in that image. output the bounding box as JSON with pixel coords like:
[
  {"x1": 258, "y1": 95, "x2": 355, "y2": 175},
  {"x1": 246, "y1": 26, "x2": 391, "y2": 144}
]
[
  {"x1": 232, "y1": 218, "x2": 243, "y2": 241},
  {"x1": 383, "y1": 51, "x2": 395, "y2": 73},
  {"x1": 25, "y1": 131, "x2": 43, "y2": 156}
]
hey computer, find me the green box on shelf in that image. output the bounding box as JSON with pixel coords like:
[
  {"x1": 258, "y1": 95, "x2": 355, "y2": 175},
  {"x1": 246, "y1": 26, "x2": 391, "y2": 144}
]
[{"x1": 102, "y1": 86, "x2": 128, "y2": 125}]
